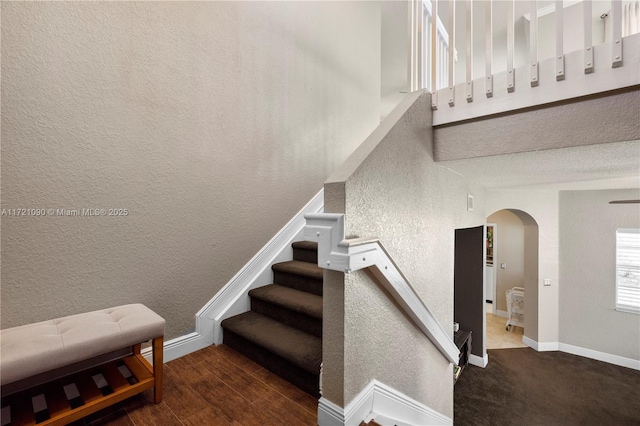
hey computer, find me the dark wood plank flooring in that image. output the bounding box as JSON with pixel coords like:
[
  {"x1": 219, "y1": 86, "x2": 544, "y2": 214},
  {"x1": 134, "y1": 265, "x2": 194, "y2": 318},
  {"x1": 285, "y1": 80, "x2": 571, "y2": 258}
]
[{"x1": 75, "y1": 344, "x2": 318, "y2": 426}]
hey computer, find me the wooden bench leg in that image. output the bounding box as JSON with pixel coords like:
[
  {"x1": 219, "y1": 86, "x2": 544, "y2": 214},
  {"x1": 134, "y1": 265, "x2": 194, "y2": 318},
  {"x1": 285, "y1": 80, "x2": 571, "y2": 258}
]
[{"x1": 152, "y1": 337, "x2": 164, "y2": 403}]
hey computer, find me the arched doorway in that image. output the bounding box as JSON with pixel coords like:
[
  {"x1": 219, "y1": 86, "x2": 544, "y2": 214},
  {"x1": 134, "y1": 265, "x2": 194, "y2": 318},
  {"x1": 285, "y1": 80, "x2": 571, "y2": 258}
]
[{"x1": 485, "y1": 209, "x2": 539, "y2": 349}]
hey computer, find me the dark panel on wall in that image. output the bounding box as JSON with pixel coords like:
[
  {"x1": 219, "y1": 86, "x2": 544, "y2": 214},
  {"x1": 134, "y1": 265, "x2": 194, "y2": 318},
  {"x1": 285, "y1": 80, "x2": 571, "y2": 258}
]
[{"x1": 454, "y1": 226, "x2": 485, "y2": 357}]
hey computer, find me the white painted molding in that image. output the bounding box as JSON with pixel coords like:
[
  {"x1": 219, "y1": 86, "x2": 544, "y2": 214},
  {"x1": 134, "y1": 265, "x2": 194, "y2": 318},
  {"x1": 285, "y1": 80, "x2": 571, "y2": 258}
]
[
  {"x1": 522, "y1": 337, "x2": 560, "y2": 352},
  {"x1": 538, "y1": 341, "x2": 560, "y2": 351},
  {"x1": 469, "y1": 353, "x2": 488, "y2": 368},
  {"x1": 318, "y1": 397, "x2": 345, "y2": 425},
  {"x1": 522, "y1": 335, "x2": 539, "y2": 351},
  {"x1": 198, "y1": 189, "x2": 325, "y2": 345},
  {"x1": 433, "y1": 32, "x2": 640, "y2": 125},
  {"x1": 558, "y1": 343, "x2": 640, "y2": 371},
  {"x1": 521, "y1": 337, "x2": 639, "y2": 371},
  {"x1": 141, "y1": 332, "x2": 209, "y2": 364},
  {"x1": 495, "y1": 309, "x2": 509, "y2": 318},
  {"x1": 320, "y1": 380, "x2": 453, "y2": 426},
  {"x1": 305, "y1": 213, "x2": 459, "y2": 364},
  {"x1": 344, "y1": 380, "x2": 375, "y2": 426}
]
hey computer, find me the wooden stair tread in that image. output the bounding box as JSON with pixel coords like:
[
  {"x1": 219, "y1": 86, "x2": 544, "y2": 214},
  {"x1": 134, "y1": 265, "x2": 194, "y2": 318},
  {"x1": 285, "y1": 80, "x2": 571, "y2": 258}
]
[
  {"x1": 221, "y1": 312, "x2": 321, "y2": 375},
  {"x1": 249, "y1": 284, "x2": 322, "y2": 319}
]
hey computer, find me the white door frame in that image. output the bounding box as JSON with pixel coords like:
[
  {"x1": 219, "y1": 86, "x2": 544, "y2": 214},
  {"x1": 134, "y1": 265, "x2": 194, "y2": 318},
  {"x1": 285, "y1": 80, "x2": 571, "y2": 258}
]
[{"x1": 486, "y1": 223, "x2": 497, "y2": 315}]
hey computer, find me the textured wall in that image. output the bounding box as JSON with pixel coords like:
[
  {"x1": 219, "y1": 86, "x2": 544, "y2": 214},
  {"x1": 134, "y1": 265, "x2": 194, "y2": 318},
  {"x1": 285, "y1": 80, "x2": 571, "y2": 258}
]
[
  {"x1": 324, "y1": 91, "x2": 486, "y2": 417},
  {"x1": 434, "y1": 89, "x2": 640, "y2": 161},
  {"x1": 487, "y1": 210, "x2": 525, "y2": 313},
  {"x1": 559, "y1": 189, "x2": 640, "y2": 360},
  {"x1": 1, "y1": 2, "x2": 380, "y2": 338}
]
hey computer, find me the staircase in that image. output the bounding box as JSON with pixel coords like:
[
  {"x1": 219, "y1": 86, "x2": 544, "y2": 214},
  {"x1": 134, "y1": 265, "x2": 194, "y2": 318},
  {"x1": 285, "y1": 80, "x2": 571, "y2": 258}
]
[{"x1": 221, "y1": 241, "x2": 322, "y2": 397}]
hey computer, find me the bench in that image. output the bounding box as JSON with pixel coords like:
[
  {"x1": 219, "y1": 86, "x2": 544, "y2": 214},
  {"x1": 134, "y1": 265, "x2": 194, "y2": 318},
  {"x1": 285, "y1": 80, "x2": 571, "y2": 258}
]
[{"x1": 0, "y1": 304, "x2": 165, "y2": 426}]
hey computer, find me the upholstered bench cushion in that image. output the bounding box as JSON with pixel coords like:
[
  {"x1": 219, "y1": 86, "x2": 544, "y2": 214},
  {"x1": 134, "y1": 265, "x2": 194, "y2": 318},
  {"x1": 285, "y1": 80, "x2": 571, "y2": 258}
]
[{"x1": 0, "y1": 304, "x2": 165, "y2": 386}]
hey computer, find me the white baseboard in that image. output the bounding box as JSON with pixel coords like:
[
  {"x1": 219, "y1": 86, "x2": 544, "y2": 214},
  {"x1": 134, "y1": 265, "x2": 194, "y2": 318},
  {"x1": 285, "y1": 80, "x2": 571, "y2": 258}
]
[
  {"x1": 495, "y1": 310, "x2": 508, "y2": 318},
  {"x1": 317, "y1": 380, "x2": 452, "y2": 426},
  {"x1": 318, "y1": 398, "x2": 345, "y2": 425},
  {"x1": 469, "y1": 353, "x2": 488, "y2": 368},
  {"x1": 141, "y1": 331, "x2": 211, "y2": 364},
  {"x1": 522, "y1": 336, "x2": 560, "y2": 351},
  {"x1": 522, "y1": 335, "x2": 538, "y2": 351},
  {"x1": 537, "y1": 341, "x2": 559, "y2": 351},
  {"x1": 521, "y1": 337, "x2": 559, "y2": 351},
  {"x1": 559, "y1": 343, "x2": 640, "y2": 371},
  {"x1": 518, "y1": 338, "x2": 638, "y2": 371},
  {"x1": 196, "y1": 189, "x2": 324, "y2": 345}
]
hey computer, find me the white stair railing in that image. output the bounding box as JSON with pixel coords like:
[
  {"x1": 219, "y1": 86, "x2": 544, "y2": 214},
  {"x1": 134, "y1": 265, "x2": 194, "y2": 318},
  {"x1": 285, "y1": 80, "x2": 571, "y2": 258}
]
[
  {"x1": 410, "y1": 0, "x2": 640, "y2": 125},
  {"x1": 304, "y1": 213, "x2": 459, "y2": 364},
  {"x1": 409, "y1": 0, "x2": 451, "y2": 94}
]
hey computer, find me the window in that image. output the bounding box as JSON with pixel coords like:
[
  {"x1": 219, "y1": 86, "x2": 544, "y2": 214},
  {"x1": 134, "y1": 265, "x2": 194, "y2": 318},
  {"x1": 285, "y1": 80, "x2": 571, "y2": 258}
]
[{"x1": 616, "y1": 229, "x2": 640, "y2": 314}]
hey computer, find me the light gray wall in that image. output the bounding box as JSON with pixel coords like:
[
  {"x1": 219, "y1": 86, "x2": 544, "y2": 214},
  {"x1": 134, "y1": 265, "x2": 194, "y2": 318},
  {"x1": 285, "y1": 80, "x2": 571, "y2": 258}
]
[
  {"x1": 380, "y1": 1, "x2": 408, "y2": 120},
  {"x1": 324, "y1": 91, "x2": 486, "y2": 417},
  {"x1": 1, "y1": 1, "x2": 381, "y2": 338},
  {"x1": 559, "y1": 189, "x2": 640, "y2": 360},
  {"x1": 487, "y1": 210, "x2": 526, "y2": 313}
]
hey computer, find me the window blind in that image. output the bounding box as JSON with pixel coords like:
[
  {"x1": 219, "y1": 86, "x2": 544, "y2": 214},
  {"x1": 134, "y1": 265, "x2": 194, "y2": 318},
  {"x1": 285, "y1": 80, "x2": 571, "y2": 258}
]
[{"x1": 616, "y1": 229, "x2": 640, "y2": 313}]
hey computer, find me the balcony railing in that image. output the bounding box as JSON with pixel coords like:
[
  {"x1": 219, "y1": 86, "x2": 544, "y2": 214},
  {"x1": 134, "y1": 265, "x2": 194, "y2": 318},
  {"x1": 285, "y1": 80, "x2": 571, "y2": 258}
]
[{"x1": 410, "y1": 0, "x2": 640, "y2": 125}]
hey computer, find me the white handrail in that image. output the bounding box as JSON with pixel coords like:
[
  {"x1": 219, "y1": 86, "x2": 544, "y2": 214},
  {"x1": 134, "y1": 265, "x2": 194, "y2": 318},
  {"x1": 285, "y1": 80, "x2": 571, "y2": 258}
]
[{"x1": 304, "y1": 213, "x2": 460, "y2": 365}]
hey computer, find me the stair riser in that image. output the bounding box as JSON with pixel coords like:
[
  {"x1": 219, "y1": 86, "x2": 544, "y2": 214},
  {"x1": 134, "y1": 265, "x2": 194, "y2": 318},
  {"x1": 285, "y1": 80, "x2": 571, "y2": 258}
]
[
  {"x1": 273, "y1": 271, "x2": 322, "y2": 296},
  {"x1": 250, "y1": 298, "x2": 322, "y2": 338},
  {"x1": 223, "y1": 330, "x2": 320, "y2": 397},
  {"x1": 292, "y1": 247, "x2": 318, "y2": 264}
]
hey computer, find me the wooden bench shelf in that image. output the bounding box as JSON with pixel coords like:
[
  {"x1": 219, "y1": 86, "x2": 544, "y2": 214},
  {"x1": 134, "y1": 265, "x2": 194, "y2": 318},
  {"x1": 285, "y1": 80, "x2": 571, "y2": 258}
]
[{"x1": 1, "y1": 354, "x2": 155, "y2": 426}]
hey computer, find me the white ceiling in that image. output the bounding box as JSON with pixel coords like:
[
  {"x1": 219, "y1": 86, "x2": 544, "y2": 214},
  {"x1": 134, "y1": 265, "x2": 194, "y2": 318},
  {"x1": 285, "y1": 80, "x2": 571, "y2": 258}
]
[{"x1": 440, "y1": 140, "x2": 640, "y2": 190}]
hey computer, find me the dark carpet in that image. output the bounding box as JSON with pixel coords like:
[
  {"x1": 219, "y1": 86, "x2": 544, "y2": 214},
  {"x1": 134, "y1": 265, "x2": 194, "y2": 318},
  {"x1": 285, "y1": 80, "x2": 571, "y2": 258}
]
[{"x1": 454, "y1": 348, "x2": 640, "y2": 426}]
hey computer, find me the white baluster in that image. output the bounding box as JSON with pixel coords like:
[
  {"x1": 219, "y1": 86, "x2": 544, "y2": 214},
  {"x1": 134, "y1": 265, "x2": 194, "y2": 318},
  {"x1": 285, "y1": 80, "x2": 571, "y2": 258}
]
[{"x1": 556, "y1": 1, "x2": 565, "y2": 81}]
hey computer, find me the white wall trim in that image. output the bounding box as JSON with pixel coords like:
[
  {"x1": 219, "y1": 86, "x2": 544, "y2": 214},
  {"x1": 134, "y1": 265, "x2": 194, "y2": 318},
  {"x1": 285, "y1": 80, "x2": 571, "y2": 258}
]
[
  {"x1": 318, "y1": 397, "x2": 345, "y2": 425},
  {"x1": 342, "y1": 380, "x2": 452, "y2": 426},
  {"x1": 495, "y1": 309, "x2": 508, "y2": 318},
  {"x1": 519, "y1": 338, "x2": 638, "y2": 371},
  {"x1": 558, "y1": 343, "x2": 640, "y2": 371},
  {"x1": 538, "y1": 341, "x2": 560, "y2": 351},
  {"x1": 433, "y1": 33, "x2": 640, "y2": 124},
  {"x1": 469, "y1": 353, "x2": 488, "y2": 368},
  {"x1": 522, "y1": 337, "x2": 559, "y2": 352},
  {"x1": 141, "y1": 331, "x2": 210, "y2": 364},
  {"x1": 344, "y1": 380, "x2": 376, "y2": 426},
  {"x1": 305, "y1": 213, "x2": 459, "y2": 364},
  {"x1": 522, "y1": 335, "x2": 539, "y2": 351},
  {"x1": 142, "y1": 190, "x2": 325, "y2": 363},
  {"x1": 318, "y1": 380, "x2": 452, "y2": 426}
]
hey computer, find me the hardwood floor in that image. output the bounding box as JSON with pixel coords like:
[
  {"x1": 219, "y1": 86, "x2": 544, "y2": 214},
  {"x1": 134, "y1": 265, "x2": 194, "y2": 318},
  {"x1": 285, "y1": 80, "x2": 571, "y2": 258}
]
[
  {"x1": 485, "y1": 312, "x2": 527, "y2": 349},
  {"x1": 74, "y1": 345, "x2": 318, "y2": 426}
]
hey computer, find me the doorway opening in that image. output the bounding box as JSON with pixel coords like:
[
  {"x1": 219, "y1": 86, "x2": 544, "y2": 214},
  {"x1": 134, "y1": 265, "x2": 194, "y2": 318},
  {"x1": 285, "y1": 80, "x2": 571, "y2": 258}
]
[{"x1": 485, "y1": 209, "x2": 539, "y2": 350}]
